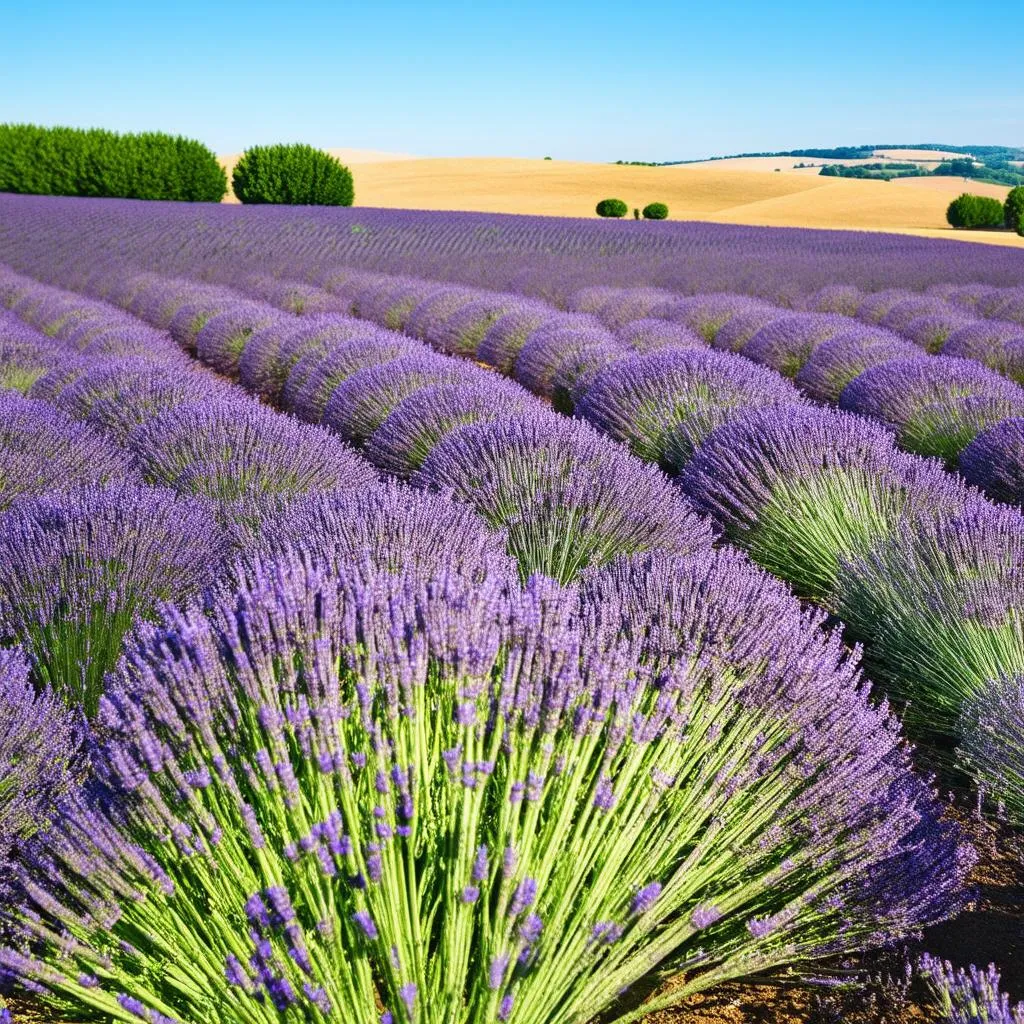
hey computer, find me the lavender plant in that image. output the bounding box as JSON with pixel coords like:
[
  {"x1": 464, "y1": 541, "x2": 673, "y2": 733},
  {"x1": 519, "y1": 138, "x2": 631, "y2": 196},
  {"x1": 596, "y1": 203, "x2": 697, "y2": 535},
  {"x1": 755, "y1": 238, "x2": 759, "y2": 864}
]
[
  {"x1": 0, "y1": 482, "x2": 227, "y2": 713},
  {"x1": 794, "y1": 330, "x2": 926, "y2": 403},
  {"x1": 919, "y1": 955, "x2": 1024, "y2": 1024},
  {"x1": 681, "y1": 405, "x2": 978, "y2": 603},
  {"x1": 477, "y1": 306, "x2": 551, "y2": 374},
  {"x1": 712, "y1": 308, "x2": 785, "y2": 352},
  {"x1": 0, "y1": 547, "x2": 971, "y2": 1024},
  {"x1": 365, "y1": 381, "x2": 535, "y2": 478},
  {"x1": 959, "y1": 418, "x2": 1024, "y2": 505},
  {"x1": 413, "y1": 416, "x2": 714, "y2": 582},
  {"x1": 958, "y1": 676, "x2": 1024, "y2": 825},
  {"x1": 0, "y1": 392, "x2": 134, "y2": 511},
  {"x1": 321, "y1": 354, "x2": 469, "y2": 447},
  {"x1": 741, "y1": 313, "x2": 855, "y2": 378},
  {"x1": 615, "y1": 318, "x2": 706, "y2": 353},
  {"x1": 575, "y1": 348, "x2": 802, "y2": 471},
  {"x1": 195, "y1": 304, "x2": 285, "y2": 377},
  {"x1": 0, "y1": 648, "x2": 76, "y2": 905},
  {"x1": 839, "y1": 357, "x2": 1024, "y2": 464},
  {"x1": 130, "y1": 399, "x2": 379, "y2": 509},
  {"x1": 283, "y1": 335, "x2": 416, "y2": 423},
  {"x1": 835, "y1": 504, "x2": 1024, "y2": 737}
]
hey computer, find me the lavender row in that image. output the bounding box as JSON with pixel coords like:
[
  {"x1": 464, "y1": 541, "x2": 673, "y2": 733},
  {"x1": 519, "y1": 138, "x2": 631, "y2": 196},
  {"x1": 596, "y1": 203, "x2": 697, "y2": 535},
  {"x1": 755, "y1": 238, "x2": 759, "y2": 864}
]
[
  {"x1": 0, "y1": 285, "x2": 978, "y2": 1022},
  {"x1": 1, "y1": 192, "x2": 1023, "y2": 307}
]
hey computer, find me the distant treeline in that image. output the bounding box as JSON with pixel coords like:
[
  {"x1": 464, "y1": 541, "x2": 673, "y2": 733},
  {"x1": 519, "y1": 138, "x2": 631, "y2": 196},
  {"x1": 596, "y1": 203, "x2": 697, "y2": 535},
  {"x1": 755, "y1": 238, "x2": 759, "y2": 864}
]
[
  {"x1": 0, "y1": 124, "x2": 227, "y2": 202},
  {"x1": 820, "y1": 157, "x2": 1024, "y2": 186},
  {"x1": 616, "y1": 143, "x2": 1024, "y2": 169}
]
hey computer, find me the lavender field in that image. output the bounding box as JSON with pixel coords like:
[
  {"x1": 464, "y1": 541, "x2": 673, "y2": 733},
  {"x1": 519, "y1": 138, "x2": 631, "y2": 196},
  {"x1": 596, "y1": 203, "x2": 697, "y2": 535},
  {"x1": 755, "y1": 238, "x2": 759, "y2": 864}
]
[{"x1": 0, "y1": 192, "x2": 1023, "y2": 1024}]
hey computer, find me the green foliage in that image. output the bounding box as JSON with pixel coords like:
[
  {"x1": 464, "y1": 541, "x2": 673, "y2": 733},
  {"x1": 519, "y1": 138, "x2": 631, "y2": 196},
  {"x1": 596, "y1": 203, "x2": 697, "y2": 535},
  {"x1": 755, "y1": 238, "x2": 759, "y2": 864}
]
[
  {"x1": 1018, "y1": 211, "x2": 1024, "y2": 237},
  {"x1": 642, "y1": 202, "x2": 669, "y2": 220},
  {"x1": 595, "y1": 198, "x2": 628, "y2": 218},
  {"x1": 0, "y1": 123, "x2": 227, "y2": 201},
  {"x1": 945, "y1": 193, "x2": 1006, "y2": 229},
  {"x1": 231, "y1": 144, "x2": 354, "y2": 206},
  {"x1": 1005, "y1": 186, "x2": 1024, "y2": 230}
]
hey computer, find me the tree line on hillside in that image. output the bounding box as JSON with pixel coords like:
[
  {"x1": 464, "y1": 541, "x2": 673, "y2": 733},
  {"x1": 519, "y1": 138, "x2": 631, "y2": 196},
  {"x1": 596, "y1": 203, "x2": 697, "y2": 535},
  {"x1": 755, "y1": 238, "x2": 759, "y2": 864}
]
[{"x1": 0, "y1": 125, "x2": 355, "y2": 206}]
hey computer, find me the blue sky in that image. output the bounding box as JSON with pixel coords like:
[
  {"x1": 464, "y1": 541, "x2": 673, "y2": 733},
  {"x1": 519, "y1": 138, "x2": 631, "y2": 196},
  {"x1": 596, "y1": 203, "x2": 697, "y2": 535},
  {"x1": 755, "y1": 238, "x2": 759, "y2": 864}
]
[{"x1": 2, "y1": 0, "x2": 1020, "y2": 162}]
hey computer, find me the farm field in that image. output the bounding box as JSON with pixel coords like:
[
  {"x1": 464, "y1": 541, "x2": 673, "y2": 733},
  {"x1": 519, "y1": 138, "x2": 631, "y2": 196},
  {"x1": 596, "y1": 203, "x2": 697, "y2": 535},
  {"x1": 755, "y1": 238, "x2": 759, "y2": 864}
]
[
  {"x1": 0, "y1": 192, "x2": 1023, "y2": 1024},
  {"x1": 213, "y1": 155, "x2": 1024, "y2": 246}
]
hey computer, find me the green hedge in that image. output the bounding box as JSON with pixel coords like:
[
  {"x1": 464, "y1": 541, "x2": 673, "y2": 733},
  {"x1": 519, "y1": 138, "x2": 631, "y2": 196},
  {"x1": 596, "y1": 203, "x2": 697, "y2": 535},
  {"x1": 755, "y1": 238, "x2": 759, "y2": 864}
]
[
  {"x1": 231, "y1": 144, "x2": 354, "y2": 206},
  {"x1": 642, "y1": 202, "x2": 669, "y2": 220},
  {"x1": 0, "y1": 124, "x2": 227, "y2": 201},
  {"x1": 945, "y1": 193, "x2": 1006, "y2": 229}
]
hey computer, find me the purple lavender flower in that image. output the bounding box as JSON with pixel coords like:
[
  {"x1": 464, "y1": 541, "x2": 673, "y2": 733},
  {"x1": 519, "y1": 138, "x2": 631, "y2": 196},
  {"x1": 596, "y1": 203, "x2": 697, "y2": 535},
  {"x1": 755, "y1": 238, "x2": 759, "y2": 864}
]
[
  {"x1": 321, "y1": 352, "x2": 469, "y2": 447},
  {"x1": 839, "y1": 356, "x2": 1024, "y2": 463},
  {"x1": 0, "y1": 481, "x2": 227, "y2": 713},
  {"x1": 575, "y1": 347, "x2": 803, "y2": 472},
  {"x1": 195, "y1": 303, "x2": 284, "y2": 377},
  {"x1": 742, "y1": 313, "x2": 856, "y2": 377},
  {"x1": 616, "y1": 317, "x2": 706, "y2": 353},
  {"x1": 959, "y1": 417, "x2": 1024, "y2": 505},
  {"x1": 477, "y1": 304, "x2": 551, "y2": 373},
  {"x1": 712, "y1": 307, "x2": 785, "y2": 352},
  {"x1": 130, "y1": 398, "x2": 378, "y2": 508},
  {"x1": 413, "y1": 415, "x2": 713, "y2": 581},
  {"x1": 365, "y1": 379, "x2": 534, "y2": 478},
  {"x1": 919, "y1": 954, "x2": 1024, "y2": 1024},
  {"x1": 630, "y1": 882, "x2": 662, "y2": 917},
  {"x1": 958, "y1": 675, "x2": 1024, "y2": 826},
  {"x1": 0, "y1": 392, "x2": 135, "y2": 510},
  {"x1": 794, "y1": 329, "x2": 926, "y2": 403}
]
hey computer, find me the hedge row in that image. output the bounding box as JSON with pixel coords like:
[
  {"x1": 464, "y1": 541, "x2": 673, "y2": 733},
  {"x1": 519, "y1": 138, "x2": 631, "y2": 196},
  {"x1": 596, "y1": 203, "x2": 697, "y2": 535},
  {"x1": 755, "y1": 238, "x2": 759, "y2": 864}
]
[
  {"x1": 0, "y1": 124, "x2": 227, "y2": 202},
  {"x1": 231, "y1": 144, "x2": 354, "y2": 206}
]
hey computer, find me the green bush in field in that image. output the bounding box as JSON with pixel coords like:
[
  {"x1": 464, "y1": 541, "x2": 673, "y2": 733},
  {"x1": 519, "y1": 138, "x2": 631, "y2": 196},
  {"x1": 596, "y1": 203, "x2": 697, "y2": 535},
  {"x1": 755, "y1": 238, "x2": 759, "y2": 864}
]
[
  {"x1": 0, "y1": 124, "x2": 227, "y2": 201},
  {"x1": 596, "y1": 198, "x2": 628, "y2": 218},
  {"x1": 642, "y1": 202, "x2": 669, "y2": 220},
  {"x1": 945, "y1": 193, "x2": 1005, "y2": 229},
  {"x1": 1005, "y1": 186, "x2": 1024, "y2": 230},
  {"x1": 232, "y1": 144, "x2": 354, "y2": 206}
]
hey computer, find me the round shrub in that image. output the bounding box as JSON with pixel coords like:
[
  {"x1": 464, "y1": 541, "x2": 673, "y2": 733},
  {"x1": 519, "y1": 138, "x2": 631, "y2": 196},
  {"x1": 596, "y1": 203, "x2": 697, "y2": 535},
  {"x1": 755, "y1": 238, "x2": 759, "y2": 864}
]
[
  {"x1": 595, "y1": 198, "x2": 628, "y2": 218},
  {"x1": 232, "y1": 144, "x2": 355, "y2": 206},
  {"x1": 959, "y1": 417, "x2": 1024, "y2": 505},
  {"x1": 946, "y1": 193, "x2": 1006, "y2": 230},
  {"x1": 642, "y1": 202, "x2": 669, "y2": 220},
  {"x1": 1004, "y1": 185, "x2": 1024, "y2": 230}
]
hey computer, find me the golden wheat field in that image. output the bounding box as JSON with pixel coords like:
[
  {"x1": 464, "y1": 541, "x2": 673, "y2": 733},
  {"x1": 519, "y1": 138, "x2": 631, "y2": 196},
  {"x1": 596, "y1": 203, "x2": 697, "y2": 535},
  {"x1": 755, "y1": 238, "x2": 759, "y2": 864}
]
[{"x1": 217, "y1": 153, "x2": 1024, "y2": 247}]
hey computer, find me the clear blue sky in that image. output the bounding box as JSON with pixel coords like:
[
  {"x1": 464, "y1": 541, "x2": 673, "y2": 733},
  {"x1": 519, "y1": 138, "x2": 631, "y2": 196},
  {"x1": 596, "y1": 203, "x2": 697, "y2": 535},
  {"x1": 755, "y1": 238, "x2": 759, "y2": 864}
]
[{"x1": 2, "y1": 0, "x2": 1020, "y2": 162}]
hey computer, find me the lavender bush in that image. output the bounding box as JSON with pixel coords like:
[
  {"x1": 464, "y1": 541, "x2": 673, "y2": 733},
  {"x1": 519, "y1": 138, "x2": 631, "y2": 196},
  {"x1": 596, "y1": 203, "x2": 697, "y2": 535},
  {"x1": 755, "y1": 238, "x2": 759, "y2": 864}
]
[
  {"x1": 958, "y1": 676, "x2": 1024, "y2": 825},
  {"x1": 0, "y1": 392, "x2": 134, "y2": 511},
  {"x1": 794, "y1": 330, "x2": 926, "y2": 403},
  {"x1": 130, "y1": 399, "x2": 379, "y2": 510},
  {"x1": 413, "y1": 416, "x2": 714, "y2": 582},
  {"x1": 575, "y1": 348, "x2": 802, "y2": 471},
  {"x1": 839, "y1": 357, "x2": 1024, "y2": 464},
  {"x1": 0, "y1": 648, "x2": 75, "y2": 905},
  {"x1": 0, "y1": 547, "x2": 971, "y2": 1024},
  {"x1": 835, "y1": 504, "x2": 1024, "y2": 736},
  {"x1": 681, "y1": 405, "x2": 978, "y2": 603},
  {"x1": 959, "y1": 418, "x2": 1024, "y2": 505},
  {"x1": 0, "y1": 482, "x2": 227, "y2": 713},
  {"x1": 615, "y1": 318, "x2": 706, "y2": 353},
  {"x1": 741, "y1": 313, "x2": 855, "y2": 378}
]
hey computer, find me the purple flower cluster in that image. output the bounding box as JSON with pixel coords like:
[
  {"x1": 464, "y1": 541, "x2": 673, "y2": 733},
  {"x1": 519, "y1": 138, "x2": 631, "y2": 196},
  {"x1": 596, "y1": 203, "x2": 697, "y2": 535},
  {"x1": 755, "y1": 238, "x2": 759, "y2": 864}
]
[
  {"x1": 959, "y1": 417, "x2": 1024, "y2": 506},
  {"x1": 919, "y1": 954, "x2": 1024, "y2": 1024}
]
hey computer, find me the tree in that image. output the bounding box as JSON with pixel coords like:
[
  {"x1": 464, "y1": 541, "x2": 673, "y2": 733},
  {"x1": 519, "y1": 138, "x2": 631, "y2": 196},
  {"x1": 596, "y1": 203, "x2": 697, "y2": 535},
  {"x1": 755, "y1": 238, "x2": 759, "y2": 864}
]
[
  {"x1": 595, "y1": 198, "x2": 628, "y2": 218},
  {"x1": 232, "y1": 144, "x2": 354, "y2": 206},
  {"x1": 642, "y1": 202, "x2": 669, "y2": 220},
  {"x1": 1005, "y1": 186, "x2": 1024, "y2": 230}
]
